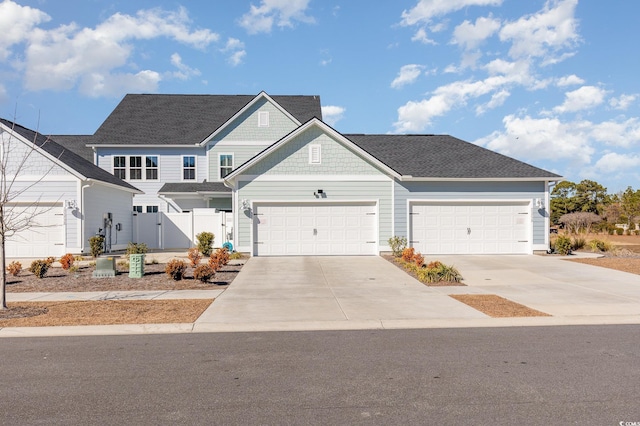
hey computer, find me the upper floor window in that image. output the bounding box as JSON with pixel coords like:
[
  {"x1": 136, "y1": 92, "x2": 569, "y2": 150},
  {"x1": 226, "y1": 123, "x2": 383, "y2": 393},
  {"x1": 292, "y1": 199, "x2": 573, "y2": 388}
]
[
  {"x1": 258, "y1": 111, "x2": 269, "y2": 127},
  {"x1": 219, "y1": 154, "x2": 233, "y2": 179},
  {"x1": 129, "y1": 156, "x2": 142, "y2": 180},
  {"x1": 146, "y1": 205, "x2": 159, "y2": 213},
  {"x1": 183, "y1": 156, "x2": 196, "y2": 180},
  {"x1": 113, "y1": 156, "x2": 126, "y2": 179},
  {"x1": 132, "y1": 205, "x2": 143, "y2": 213},
  {"x1": 145, "y1": 156, "x2": 158, "y2": 180}
]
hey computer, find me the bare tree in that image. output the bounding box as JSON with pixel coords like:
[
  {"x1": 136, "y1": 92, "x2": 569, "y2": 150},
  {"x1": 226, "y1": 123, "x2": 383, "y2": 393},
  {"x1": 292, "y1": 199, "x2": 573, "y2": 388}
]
[
  {"x1": 558, "y1": 212, "x2": 602, "y2": 235},
  {"x1": 1, "y1": 119, "x2": 60, "y2": 309}
]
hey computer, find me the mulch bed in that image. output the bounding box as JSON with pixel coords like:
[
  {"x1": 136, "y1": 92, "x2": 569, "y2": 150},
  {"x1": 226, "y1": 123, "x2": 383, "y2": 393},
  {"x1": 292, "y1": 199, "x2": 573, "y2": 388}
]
[
  {"x1": 382, "y1": 255, "x2": 466, "y2": 286},
  {"x1": 450, "y1": 294, "x2": 551, "y2": 318},
  {"x1": 565, "y1": 257, "x2": 640, "y2": 275},
  {"x1": 5, "y1": 262, "x2": 242, "y2": 293}
]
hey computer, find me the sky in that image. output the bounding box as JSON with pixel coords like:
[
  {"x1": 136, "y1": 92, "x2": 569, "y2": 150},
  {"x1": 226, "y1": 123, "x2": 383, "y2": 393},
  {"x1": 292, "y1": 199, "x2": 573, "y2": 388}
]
[{"x1": 1, "y1": 0, "x2": 639, "y2": 194}]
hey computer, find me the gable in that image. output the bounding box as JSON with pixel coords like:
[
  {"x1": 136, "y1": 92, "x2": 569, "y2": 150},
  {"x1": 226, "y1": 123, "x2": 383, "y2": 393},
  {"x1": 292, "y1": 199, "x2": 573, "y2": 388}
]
[
  {"x1": 1, "y1": 127, "x2": 70, "y2": 177},
  {"x1": 242, "y1": 126, "x2": 388, "y2": 177},
  {"x1": 210, "y1": 97, "x2": 300, "y2": 143}
]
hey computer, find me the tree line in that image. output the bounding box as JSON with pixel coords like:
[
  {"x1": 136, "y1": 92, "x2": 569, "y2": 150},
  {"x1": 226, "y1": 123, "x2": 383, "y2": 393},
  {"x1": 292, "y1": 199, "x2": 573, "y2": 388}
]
[{"x1": 551, "y1": 180, "x2": 640, "y2": 233}]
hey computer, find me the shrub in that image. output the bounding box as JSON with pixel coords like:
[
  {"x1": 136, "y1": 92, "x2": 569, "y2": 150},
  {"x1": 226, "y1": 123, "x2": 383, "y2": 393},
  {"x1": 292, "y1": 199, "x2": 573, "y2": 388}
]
[
  {"x1": 125, "y1": 242, "x2": 148, "y2": 255},
  {"x1": 435, "y1": 263, "x2": 463, "y2": 283},
  {"x1": 554, "y1": 235, "x2": 573, "y2": 255},
  {"x1": 165, "y1": 259, "x2": 187, "y2": 281},
  {"x1": 193, "y1": 264, "x2": 215, "y2": 282},
  {"x1": 401, "y1": 247, "x2": 415, "y2": 263},
  {"x1": 615, "y1": 228, "x2": 624, "y2": 236},
  {"x1": 29, "y1": 259, "x2": 50, "y2": 279},
  {"x1": 117, "y1": 259, "x2": 129, "y2": 271},
  {"x1": 388, "y1": 236, "x2": 408, "y2": 258},
  {"x1": 571, "y1": 237, "x2": 586, "y2": 251},
  {"x1": 6, "y1": 261, "x2": 22, "y2": 277},
  {"x1": 412, "y1": 252, "x2": 424, "y2": 267},
  {"x1": 216, "y1": 247, "x2": 229, "y2": 267},
  {"x1": 196, "y1": 232, "x2": 215, "y2": 256},
  {"x1": 229, "y1": 251, "x2": 243, "y2": 260},
  {"x1": 59, "y1": 253, "x2": 75, "y2": 271},
  {"x1": 208, "y1": 253, "x2": 220, "y2": 272},
  {"x1": 588, "y1": 239, "x2": 615, "y2": 253},
  {"x1": 69, "y1": 265, "x2": 80, "y2": 274},
  {"x1": 416, "y1": 261, "x2": 462, "y2": 283},
  {"x1": 89, "y1": 235, "x2": 105, "y2": 258},
  {"x1": 45, "y1": 257, "x2": 56, "y2": 265},
  {"x1": 187, "y1": 247, "x2": 202, "y2": 268}
]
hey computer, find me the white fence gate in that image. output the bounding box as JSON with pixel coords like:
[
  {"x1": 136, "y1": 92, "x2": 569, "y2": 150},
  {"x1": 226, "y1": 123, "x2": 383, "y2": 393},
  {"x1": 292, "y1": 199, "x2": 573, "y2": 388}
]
[{"x1": 132, "y1": 209, "x2": 233, "y2": 250}]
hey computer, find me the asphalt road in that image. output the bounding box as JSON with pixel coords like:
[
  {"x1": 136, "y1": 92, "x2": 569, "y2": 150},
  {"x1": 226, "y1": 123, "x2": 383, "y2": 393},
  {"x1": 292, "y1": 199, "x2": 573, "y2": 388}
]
[{"x1": 1, "y1": 325, "x2": 639, "y2": 425}]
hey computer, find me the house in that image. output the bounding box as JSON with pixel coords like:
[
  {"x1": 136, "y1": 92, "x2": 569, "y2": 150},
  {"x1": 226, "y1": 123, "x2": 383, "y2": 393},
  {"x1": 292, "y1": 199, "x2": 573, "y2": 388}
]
[
  {"x1": 0, "y1": 119, "x2": 141, "y2": 258},
  {"x1": 60, "y1": 91, "x2": 562, "y2": 256}
]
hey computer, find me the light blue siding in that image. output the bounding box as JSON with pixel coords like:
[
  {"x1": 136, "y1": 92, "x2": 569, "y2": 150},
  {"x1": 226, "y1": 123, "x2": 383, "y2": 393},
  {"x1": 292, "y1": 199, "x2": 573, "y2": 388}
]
[
  {"x1": 244, "y1": 127, "x2": 385, "y2": 176},
  {"x1": 2, "y1": 129, "x2": 69, "y2": 176},
  {"x1": 208, "y1": 145, "x2": 265, "y2": 180},
  {"x1": 237, "y1": 180, "x2": 392, "y2": 249},
  {"x1": 394, "y1": 180, "x2": 548, "y2": 247},
  {"x1": 83, "y1": 185, "x2": 134, "y2": 251},
  {"x1": 211, "y1": 97, "x2": 299, "y2": 142}
]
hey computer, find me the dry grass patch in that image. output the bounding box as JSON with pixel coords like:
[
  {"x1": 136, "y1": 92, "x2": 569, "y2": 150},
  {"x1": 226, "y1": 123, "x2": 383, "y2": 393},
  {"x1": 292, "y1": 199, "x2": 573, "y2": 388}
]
[
  {"x1": 566, "y1": 257, "x2": 640, "y2": 275},
  {"x1": 450, "y1": 294, "x2": 550, "y2": 318},
  {"x1": 0, "y1": 299, "x2": 212, "y2": 327}
]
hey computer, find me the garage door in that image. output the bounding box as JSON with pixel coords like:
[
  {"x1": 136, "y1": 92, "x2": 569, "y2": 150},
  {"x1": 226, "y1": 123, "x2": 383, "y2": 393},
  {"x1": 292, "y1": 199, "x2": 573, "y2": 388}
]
[
  {"x1": 410, "y1": 202, "x2": 530, "y2": 255},
  {"x1": 5, "y1": 204, "x2": 65, "y2": 258},
  {"x1": 254, "y1": 203, "x2": 377, "y2": 256}
]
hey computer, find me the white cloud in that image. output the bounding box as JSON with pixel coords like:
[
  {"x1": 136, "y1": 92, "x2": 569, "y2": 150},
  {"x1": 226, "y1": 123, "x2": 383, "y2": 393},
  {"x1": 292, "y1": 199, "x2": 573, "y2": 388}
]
[
  {"x1": 556, "y1": 74, "x2": 584, "y2": 86},
  {"x1": 593, "y1": 152, "x2": 640, "y2": 173},
  {"x1": 476, "y1": 89, "x2": 509, "y2": 115},
  {"x1": 400, "y1": 0, "x2": 503, "y2": 26},
  {"x1": 391, "y1": 64, "x2": 425, "y2": 89},
  {"x1": 499, "y1": 0, "x2": 579, "y2": 62},
  {"x1": 552, "y1": 85, "x2": 608, "y2": 114},
  {"x1": 220, "y1": 38, "x2": 246, "y2": 66},
  {"x1": 169, "y1": 53, "x2": 201, "y2": 80},
  {"x1": 0, "y1": 0, "x2": 50, "y2": 60},
  {"x1": 16, "y1": 6, "x2": 217, "y2": 97},
  {"x1": 589, "y1": 118, "x2": 640, "y2": 147},
  {"x1": 0, "y1": 84, "x2": 7, "y2": 103},
  {"x1": 411, "y1": 27, "x2": 437, "y2": 45},
  {"x1": 321, "y1": 105, "x2": 345, "y2": 127},
  {"x1": 239, "y1": 0, "x2": 314, "y2": 34},
  {"x1": 609, "y1": 94, "x2": 636, "y2": 111},
  {"x1": 451, "y1": 15, "x2": 501, "y2": 50}
]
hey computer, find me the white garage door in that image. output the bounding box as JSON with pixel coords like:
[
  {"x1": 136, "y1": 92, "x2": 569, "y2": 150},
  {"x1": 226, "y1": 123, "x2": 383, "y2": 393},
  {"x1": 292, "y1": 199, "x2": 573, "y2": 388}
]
[
  {"x1": 410, "y1": 201, "x2": 530, "y2": 255},
  {"x1": 5, "y1": 204, "x2": 65, "y2": 258},
  {"x1": 254, "y1": 203, "x2": 377, "y2": 256}
]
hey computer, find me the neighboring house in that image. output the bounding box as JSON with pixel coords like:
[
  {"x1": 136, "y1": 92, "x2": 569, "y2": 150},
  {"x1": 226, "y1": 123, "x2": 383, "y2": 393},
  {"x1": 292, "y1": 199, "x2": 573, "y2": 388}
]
[
  {"x1": 0, "y1": 119, "x2": 141, "y2": 258},
  {"x1": 63, "y1": 91, "x2": 562, "y2": 256}
]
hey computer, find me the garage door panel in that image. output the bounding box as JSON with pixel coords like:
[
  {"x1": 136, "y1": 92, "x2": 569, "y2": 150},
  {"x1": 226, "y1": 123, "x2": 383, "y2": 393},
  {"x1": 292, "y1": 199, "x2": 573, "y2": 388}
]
[
  {"x1": 410, "y1": 202, "x2": 530, "y2": 255},
  {"x1": 255, "y1": 203, "x2": 376, "y2": 256},
  {"x1": 6, "y1": 204, "x2": 65, "y2": 258}
]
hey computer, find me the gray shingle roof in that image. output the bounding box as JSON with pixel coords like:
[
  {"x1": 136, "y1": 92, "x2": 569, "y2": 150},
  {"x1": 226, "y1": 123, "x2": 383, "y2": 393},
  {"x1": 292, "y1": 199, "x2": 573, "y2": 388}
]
[
  {"x1": 346, "y1": 134, "x2": 561, "y2": 179},
  {"x1": 92, "y1": 94, "x2": 322, "y2": 146},
  {"x1": 158, "y1": 182, "x2": 231, "y2": 194},
  {"x1": 50, "y1": 134, "x2": 94, "y2": 162},
  {"x1": 0, "y1": 118, "x2": 139, "y2": 192}
]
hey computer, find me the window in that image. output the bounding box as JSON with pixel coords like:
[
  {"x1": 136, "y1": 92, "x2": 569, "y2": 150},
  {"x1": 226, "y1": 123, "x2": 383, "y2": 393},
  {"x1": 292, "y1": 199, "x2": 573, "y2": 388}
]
[
  {"x1": 258, "y1": 111, "x2": 269, "y2": 127},
  {"x1": 132, "y1": 205, "x2": 143, "y2": 213},
  {"x1": 146, "y1": 205, "x2": 159, "y2": 213},
  {"x1": 145, "y1": 156, "x2": 158, "y2": 180},
  {"x1": 129, "y1": 156, "x2": 142, "y2": 180},
  {"x1": 183, "y1": 156, "x2": 196, "y2": 180},
  {"x1": 219, "y1": 154, "x2": 233, "y2": 179},
  {"x1": 113, "y1": 156, "x2": 126, "y2": 179},
  {"x1": 309, "y1": 144, "x2": 321, "y2": 164}
]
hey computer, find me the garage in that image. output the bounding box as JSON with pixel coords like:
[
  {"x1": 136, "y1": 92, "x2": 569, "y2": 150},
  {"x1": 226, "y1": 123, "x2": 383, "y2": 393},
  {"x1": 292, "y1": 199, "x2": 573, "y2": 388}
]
[
  {"x1": 253, "y1": 202, "x2": 377, "y2": 256},
  {"x1": 5, "y1": 204, "x2": 65, "y2": 258},
  {"x1": 409, "y1": 201, "x2": 530, "y2": 255}
]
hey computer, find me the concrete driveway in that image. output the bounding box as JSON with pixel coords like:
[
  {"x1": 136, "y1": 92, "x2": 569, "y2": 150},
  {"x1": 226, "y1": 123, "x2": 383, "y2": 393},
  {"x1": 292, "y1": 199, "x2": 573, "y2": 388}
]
[{"x1": 194, "y1": 255, "x2": 640, "y2": 332}]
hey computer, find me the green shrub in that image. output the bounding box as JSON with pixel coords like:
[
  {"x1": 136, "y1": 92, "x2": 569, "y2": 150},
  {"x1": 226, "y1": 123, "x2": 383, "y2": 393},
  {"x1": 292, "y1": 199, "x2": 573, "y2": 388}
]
[
  {"x1": 29, "y1": 259, "x2": 50, "y2": 279},
  {"x1": 229, "y1": 251, "x2": 243, "y2": 260},
  {"x1": 117, "y1": 259, "x2": 129, "y2": 271},
  {"x1": 193, "y1": 264, "x2": 215, "y2": 282},
  {"x1": 571, "y1": 237, "x2": 586, "y2": 251},
  {"x1": 89, "y1": 235, "x2": 105, "y2": 258},
  {"x1": 388, "y1": 236, "x2": 407, "y2": 258},
  {"x1": 554, "y1": 235, "x2": 573, "y2": 255},
  {"x1": 588, "y1": 239, "x2": 615, "y2": 252},
  {"x1": 125, "y1": 242, "x2": 148, "y2": 255},
  {"x1": 196, "y1": 232, "x2": 215, "y2": 256},
  {"x1": 6, "y1": 261, "x2": 22, "y2": 277},
  {"x1": 165, "y1": 259, "x2": 187, "y2": 281},
  {"x1": 415, "y1": 261, "x2": 462, "y2": 283},
  {"x1": 615, "y1": 228, "x2": 624, "y2": 236}
]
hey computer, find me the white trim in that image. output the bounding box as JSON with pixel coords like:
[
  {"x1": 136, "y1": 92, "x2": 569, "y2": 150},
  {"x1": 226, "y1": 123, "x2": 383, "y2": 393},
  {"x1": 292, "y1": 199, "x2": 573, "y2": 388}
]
[
  {"x1": 181, "y1": 155, "x2": 197, "y2": 181},
  {"x1": 258, "y1": 111, "x2": 270, "y2": 127},
  {"x1": 11, "y1": 175, "x2": 78, "y2": 182},
  {"x1": 200, "y1": 92, "x2": 302, "y2": 146},
  {"x1": 401, "y1": 177, "x2": 561, "y2": 182},
  {"x1": 224, "y1": 118, "x2": 401, "y2": 182},
  {"x1": 88, "y1": 144, "x2": 202, "y2": 149},
  {"x1": 214, "y1": 140, "x2": 275, "y2": 146},
  {"x1": 236, "y1": 174, "x2": 391, "y2": 182},
  {"x1": 309, "y1": 144, "x2": 321, "y2": 164},
  {"x1": 218, "y1": 152, "x2": 234, "y2": 181},
  {"x1": 406, "y1": 198, "x2": 533, "y2": 255}
]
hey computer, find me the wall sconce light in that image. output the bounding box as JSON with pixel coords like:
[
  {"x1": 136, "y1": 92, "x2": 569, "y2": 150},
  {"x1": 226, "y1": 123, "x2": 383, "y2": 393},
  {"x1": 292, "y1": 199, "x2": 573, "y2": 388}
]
[
  {"x1": 314, "y1": 189, "x2": 324, "y2": 197},
  {"x1": 241, "y1": 199, "x2": 250, "y2": 211},
  {"x1": 535, "y1": 198, "x2": 544, "y2": 209},
  {"x1": 65, "y1": 199, "x2": 77, "y2": 209}
]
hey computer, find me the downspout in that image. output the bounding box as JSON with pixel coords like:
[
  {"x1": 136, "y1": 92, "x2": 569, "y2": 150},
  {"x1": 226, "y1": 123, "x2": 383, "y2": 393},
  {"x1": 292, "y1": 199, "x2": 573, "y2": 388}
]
[{"x1": 80, "y1": 181, "x2": 94, "y2": 254}]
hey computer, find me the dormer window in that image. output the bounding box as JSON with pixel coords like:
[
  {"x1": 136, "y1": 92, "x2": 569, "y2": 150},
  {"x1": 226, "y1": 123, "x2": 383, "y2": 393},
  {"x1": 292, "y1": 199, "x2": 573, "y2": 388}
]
[{"x1": 258, "y1": 111, "x2": 269, "y2": 127}]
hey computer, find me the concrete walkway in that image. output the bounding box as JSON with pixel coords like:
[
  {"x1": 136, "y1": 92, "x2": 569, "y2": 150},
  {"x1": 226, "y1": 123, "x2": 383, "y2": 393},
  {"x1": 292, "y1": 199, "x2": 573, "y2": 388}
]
[{"x1": 2, "y1": 254, "x2": 640, "y2": 337}]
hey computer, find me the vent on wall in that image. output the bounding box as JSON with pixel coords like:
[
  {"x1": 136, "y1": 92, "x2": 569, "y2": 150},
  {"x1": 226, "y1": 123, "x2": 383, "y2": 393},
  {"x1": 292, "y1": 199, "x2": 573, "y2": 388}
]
[
  {"x1": 309, "y1": 144, "x2": 321, "y2": 164},
  {"x1": 258, "y1": 111, "x2": 269, "y2": 127}
]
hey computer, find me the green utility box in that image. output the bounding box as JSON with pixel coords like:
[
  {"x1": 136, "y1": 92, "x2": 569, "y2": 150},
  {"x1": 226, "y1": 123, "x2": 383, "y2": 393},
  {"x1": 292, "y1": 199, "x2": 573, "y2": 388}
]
[
  {"x1": 93, "y1": 256, "x2": 117, "y2": 278},
  {"x1": 129, "y1": 254, "x2": 145, "y2": 278}
]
